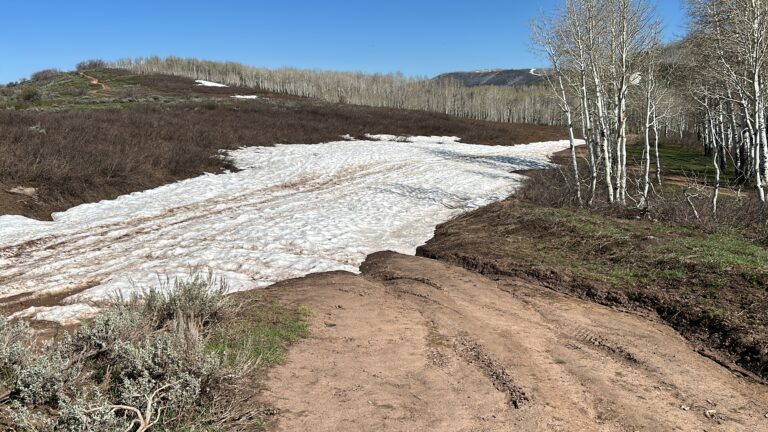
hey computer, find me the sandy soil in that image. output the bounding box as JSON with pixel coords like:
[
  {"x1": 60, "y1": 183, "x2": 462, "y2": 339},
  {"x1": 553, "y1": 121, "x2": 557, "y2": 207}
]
[{"x1": 260, "y1": 251, "x2": 768, "y2": 431}]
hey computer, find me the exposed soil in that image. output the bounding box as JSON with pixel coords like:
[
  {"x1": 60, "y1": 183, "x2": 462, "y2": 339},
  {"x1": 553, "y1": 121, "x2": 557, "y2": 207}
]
[
  {"x1": 260, "y1": 251, "x2": 768, "y2": 431},
  {"x1": 78, "y1": 72, "x2": 111, "y2": 96}
]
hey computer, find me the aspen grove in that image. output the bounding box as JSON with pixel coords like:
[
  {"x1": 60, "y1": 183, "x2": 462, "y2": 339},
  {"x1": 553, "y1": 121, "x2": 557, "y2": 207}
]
[
  {"x1": 533, "y1": 0, "x2": 664, "y2": 209},
  {"x1": 111, "y1": 57, "x2": 562, "y2": 125},
  {"x1": 535, "y1": 0, "x2": 768, "y2": 219}
]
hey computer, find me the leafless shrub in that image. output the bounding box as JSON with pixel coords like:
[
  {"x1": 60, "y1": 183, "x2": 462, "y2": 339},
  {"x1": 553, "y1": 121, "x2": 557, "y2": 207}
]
[
  {"x1": 76, "y1": 59, "x2": 106, "y2": 71},
  {"x1": 651, "y1": 181, "x2": 766, "y2": 230},
  {"x1": 30, "y1": 69, "x2": 62, "y2": 82},
  {"x1": 517, "y1": 167, "x2": 583, "y2": 208},
  {"x1": 518, "y1": 166, "x2": 767, "y2": 231}
]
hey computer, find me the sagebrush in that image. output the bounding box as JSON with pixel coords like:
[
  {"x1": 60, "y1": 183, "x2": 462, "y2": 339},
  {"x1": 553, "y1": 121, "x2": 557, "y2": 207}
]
[{"x1": 0, "y1": 275, "x2": 269, "y2": 431}]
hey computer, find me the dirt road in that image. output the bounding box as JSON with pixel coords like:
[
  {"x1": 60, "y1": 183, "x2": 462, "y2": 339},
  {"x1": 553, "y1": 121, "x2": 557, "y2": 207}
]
[{"x1": 261, "y1": 251, "x2": 768, "y2": 431}]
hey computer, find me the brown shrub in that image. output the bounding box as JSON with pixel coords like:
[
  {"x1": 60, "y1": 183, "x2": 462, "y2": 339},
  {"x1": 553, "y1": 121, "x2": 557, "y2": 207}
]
[
  {"x1": 30, "y1": 69, "x2": 62, "y2": 81},
  {"x1": 18, "y1": 87, "x2": 40, "y2": 102},
  {"x1": 75, "y1": 59, "x2": 107, "y2": 71}
]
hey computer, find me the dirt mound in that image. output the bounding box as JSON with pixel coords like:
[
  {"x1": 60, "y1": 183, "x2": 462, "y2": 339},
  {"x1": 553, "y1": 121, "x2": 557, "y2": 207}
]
[{"x1": 259, "y1": 252, "x2": 768, "y2": 431}]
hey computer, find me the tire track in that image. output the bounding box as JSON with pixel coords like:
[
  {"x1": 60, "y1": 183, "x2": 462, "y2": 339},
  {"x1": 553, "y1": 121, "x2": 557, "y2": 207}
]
[{"x1": 0, "y1": 160, "x2": 412, "y2": 300}]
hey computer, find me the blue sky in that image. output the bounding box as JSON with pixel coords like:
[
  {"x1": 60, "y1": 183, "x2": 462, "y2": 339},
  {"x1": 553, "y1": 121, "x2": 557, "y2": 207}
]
[{"x1": 2, "y1": 0, "x2": 687, "y2": 83}]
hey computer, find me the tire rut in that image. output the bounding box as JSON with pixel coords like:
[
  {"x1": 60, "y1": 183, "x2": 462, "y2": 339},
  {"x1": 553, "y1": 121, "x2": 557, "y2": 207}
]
[{"x1": 454, "y1": 334, "x2": 529, "y2": 409}]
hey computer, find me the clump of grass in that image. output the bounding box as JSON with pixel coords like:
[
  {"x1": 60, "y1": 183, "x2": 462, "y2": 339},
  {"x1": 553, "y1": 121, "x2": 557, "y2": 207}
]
[{"x1": 207, "y1": 300, "x2": 309, "y2": 368}]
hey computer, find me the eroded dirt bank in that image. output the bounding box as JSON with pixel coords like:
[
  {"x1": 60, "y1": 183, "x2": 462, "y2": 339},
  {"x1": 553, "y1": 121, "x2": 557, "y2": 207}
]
[{"x1": 260, "y1": 251, "x2": 768, "y2": 431}]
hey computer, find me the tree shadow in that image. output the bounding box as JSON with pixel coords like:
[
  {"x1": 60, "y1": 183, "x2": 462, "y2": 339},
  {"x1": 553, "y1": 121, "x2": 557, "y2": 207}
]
[{"x1": 425, "y1": 148, "x2": 553, "y2": 172}]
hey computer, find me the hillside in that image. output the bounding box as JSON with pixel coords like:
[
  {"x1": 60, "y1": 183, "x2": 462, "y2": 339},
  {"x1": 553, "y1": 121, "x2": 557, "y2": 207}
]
[{"x1": 433, "y1": 68, "x2": 548, "y2": 87}]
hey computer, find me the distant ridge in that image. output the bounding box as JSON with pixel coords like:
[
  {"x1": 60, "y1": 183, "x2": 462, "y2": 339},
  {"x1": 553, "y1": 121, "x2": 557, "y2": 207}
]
[{"x1": 433, "y1": 68, "x2": 548, "y2": 87}]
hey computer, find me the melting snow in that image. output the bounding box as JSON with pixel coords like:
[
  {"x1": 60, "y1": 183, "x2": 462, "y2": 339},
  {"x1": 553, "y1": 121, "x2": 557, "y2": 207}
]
[
  {"x1": 231, "y1": 95, "x2": 259, "y2": 99},
  {"x1": 0, "y1": 137, "x2": 576, "y2": 323},
  {"x1": 10, "y1": 304, "x2": 99, "y2": 326},
  {"x1": 195, "y1": 79, "x2": 228, "y2": 88}
]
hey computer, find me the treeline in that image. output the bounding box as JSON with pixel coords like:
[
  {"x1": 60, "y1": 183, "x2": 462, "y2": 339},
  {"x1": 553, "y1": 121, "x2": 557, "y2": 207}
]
[{"x1": 110, "y1": 57, "x2": 562, "y2": 125}]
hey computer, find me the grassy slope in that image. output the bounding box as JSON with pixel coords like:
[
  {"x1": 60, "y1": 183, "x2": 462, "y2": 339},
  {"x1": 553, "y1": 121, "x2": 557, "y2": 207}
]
[{"x1": 207, "y1": 294, "x2": 310, "y2": 368}]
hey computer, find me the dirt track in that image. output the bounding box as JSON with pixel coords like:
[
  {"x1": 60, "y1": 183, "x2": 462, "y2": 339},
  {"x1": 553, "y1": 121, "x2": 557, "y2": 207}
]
[
  {"x1": 78, "y1": 72, "x2": 111, "y2": 96},
  {"x1": 261, "y1": 251, "x2": 768, "y2": 431}
]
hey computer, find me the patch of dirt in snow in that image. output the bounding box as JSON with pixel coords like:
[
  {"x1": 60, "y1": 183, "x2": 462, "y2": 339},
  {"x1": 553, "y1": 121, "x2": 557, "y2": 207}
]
[{"x1": 0, "y1": 137, "x2": 572, "y2": 324}]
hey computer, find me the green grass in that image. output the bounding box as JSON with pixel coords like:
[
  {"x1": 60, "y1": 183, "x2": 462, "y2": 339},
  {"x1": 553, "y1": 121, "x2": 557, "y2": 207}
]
[
  {"x1": 206, "y1": 297, "x2": 310, "y2": 368},
  {"x1": 502, "y1": 202, "x2": 768, "y2": 290},
  {"x1": 628, "y1": 143, "x2": 736, "y2": 183},
  {"x1": 660, "y1": 232, "x2": 768, "y2": 271}
]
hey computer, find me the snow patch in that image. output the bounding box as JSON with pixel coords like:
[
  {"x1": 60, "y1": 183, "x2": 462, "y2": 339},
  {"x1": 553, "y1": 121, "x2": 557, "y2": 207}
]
[
  {"x1": 364, "y1": 134, "x2": 461, "y2": 144},
  {"x1": 195, "y1": 80, "x2": 228, "y2": 88},
  {"x1": 231, "y1": 95, "x2": 259, "y2": 99},
  {"x1": 0, "y1": 137, "x2": 577, "y2": 323},
  {"x1": 11, "y1": 304, "x2": 100, "y2": 326}
]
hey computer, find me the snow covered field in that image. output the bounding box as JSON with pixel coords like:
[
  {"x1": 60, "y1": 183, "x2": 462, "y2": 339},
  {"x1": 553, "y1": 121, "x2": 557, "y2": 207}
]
[{"x1": 0, "y1": 136, "x2": 574, "y2": 324}]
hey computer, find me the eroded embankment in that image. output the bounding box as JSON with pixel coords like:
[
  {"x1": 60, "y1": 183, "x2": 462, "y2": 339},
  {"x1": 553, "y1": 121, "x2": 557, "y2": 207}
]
[{"x1": 416, "y1": 198, "x2": 768, "y2": 383}]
